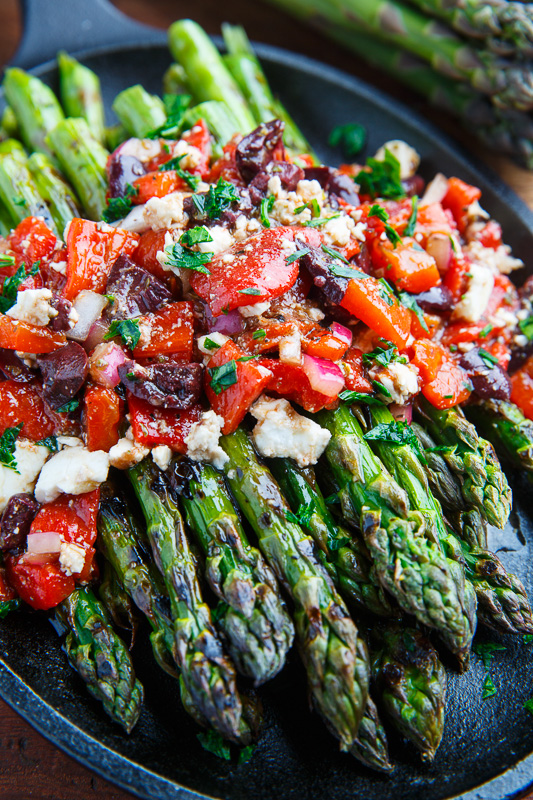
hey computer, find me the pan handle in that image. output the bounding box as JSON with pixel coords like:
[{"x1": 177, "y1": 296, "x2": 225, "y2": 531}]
[{"x1": 10, "y1": 0, "x2": 166, "y2": 69}]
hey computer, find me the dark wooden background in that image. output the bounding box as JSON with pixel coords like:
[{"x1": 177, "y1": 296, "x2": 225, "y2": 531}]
[{"x1": 0, "y1": 0, "x2": 532, "y2": 797}]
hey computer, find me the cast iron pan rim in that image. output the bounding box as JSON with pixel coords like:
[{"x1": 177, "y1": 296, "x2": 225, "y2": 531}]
[{"x1": 0, "y1": 33, "x2": 532, "y2": 800}]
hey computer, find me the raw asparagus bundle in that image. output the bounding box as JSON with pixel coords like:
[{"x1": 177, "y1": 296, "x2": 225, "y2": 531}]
[
  {"x1": 54, "y1": 587, "x2": 143, "y2": 733},
  {"x1": 269, "y1": 457, "x2": 395, "y2": 617},
  {"x1": 414, "y1": 397, "x2": 512, "y2": 530},
  {"x1": 179, "y1": 458, "x2": 295, "y2": 686},
  {"x1": 128, "y1": 458, "x2": 259, "y2": 745},
  {"x1": 317, "y1": 404, "x2": 475, "y2": 664},
  {"x1": 220, "y1": 428, "x2": 370, "y2": 753},
  {"x1": 370, "y1": 625, "x2": 446, "y2": 762}
]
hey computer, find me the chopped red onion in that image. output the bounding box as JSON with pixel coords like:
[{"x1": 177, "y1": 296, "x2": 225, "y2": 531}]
[
  {"x1": 68, "y1": 290, "x2": 109, "y2": 343},
  {"x1": 84, "y1": 319, "x2": 110, "y2": 352},
  {"x1": 426, "y1": 233, "x2": 452, "y2": 273},
  {"x1": 89, "y1": 342, "x2": 127, "y2": 388},
  {"x1": 389, "y1": 403, "x2": 413, "y2": 424},
  {"x1": 330, "y1": 322, "x2": 352, "y2": 348},
  {"x1": 207, "y1": 308, "x2": 243, "y2": 336},
  {"x1": 26, "y1": 531, "x2": 62, "y2": 556},
  {"x1": 303, "y1": 354, "x2": 345, "y2": 397}
]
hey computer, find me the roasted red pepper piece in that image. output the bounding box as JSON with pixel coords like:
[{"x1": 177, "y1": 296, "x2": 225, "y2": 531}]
[
  {"x1": 128, "y1": 393, "x2": 201, "y2": 449},
  {"x1": 132, "y1": 301, "x2": 194, "y2": 359},
  {"x1": 84, "y1": 383, "x2": 123, "y2": 452}
]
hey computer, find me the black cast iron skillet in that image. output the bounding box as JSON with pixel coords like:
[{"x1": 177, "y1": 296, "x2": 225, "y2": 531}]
[{"x1": 2, "y1": 1, "x2": 533, "y2": 798}]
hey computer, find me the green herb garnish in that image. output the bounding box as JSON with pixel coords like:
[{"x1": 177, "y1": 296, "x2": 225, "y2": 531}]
[
  {"x1": 371, "y1": 380, "x2": 392, "y2": 398},
  {"x1": 0, "y1": 254, "x2": 15, "y2": 268},
  {"x1": 238, "y1": 745, "x2": 255, "y2": 765},
  {"x1": 481, "y1": 673, "x2": 497, "y2": 700},
  {"x1": 398, "y1": 291, "x2": 429, "y2": 332},
  {"x1": 147, "y1": 93, "x2": 191, "y2": 139},
  {"x1": 163, "y1": 232, "x2": 214, "y2": 276},
  {"x1": 208, "y1": 360, "x2": 238, "y2": 395},
  {"x1": 102, "y1": 183, "x2": 139, "y2": 223},
  {"x1": 321, "y1": 244, "x2": 350, "y2": 264},
  {"x1": 286, "y1": 501, "x2": 316, "y2": 527},
  {"x1": 479, "y1": 324, "x2": 493, "y2": 339},
  {"x1": 180, "y1": 226, "x2": 213, "y2": 248},
  {"x1": 192, "y1": 178, "x2": 239, "y2": 220},
  {"x1": 159, "y1": 153, "x2": 200, "y2": 190},
  {"x1": 404, "y1": 196, "x2": 419, "y2": 237},
  {"x1": 368, "y1": 204, "x2": 401, "y2": 247},
  {"x1": 473, "y1": 642, "x2": 506, "y2": 671},
  {"x1": 202, "y1": 337, "x2": 220, "y2": 351},
  {"x1": 239, "y1": 287, "x2": 262, "y2": 296},
  {"x1": 338, "y1": 390, "x2": 384, "y2": 406},
  {"x1": 362, "y1": 344, "x2": 398, "y2": 368},
  {"x1": 328, "y1": 122, "x2": 366, "y2": 159},
  {"x1": 285, "y1": 247, "x2": 310, "y2": 264},
  {"x1": 260, "y1": 195, "x2": 275, "y2": 228},
  {"x1": 519, "y1": 316, "x2": 533, "y2": 341},
  {"x1": 196, "y1": 730, "x2": 231, "y2": 761},
  {"x1": 36, "y1": 436, "x2": 59, "y2": 452},
  {"x1": 294, "y1": 199, "x2": 320, "y2": 217},
  {"x1": 0, "y1": 424, "x2": 22, "y2": 472},
  {"x1": 355, "y1": 149, "x2": 405, "y2": 200},
  {"x1": 104, "y1": 319, "x2": 141, "y2": 350},
  {"x1": 57, "y1": 398, "x2": 80, "y2": 413},
  {"x1": 252, "y1": 329, "x2": 266, "y2": 340},
  {"x1": 303, "y1": 213, "x2": 341, "y2": 228},
  {"x1": 364, "y1": 421, "x2": 422, "y2": 455},
  {"x1": 479, "y1": 348, "x2": 499, "y2": 367},
  {"x1": 524, "y1": 699, "x2": 533, "y2": 716},
  {"x1": 0, "y1": 261, "x2": 40, "y2": 314}
]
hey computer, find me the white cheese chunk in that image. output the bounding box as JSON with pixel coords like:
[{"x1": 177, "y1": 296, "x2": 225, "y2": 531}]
[
  {"x1": 374, "y1": 140, "x2": 420, "y2": 180},
  {"x1": 119, "y1": 137, "x2": 162, "y2": 162},
  {"x1": 250, "y1": 396, "x2": 331, "y2": 467},
  {"x1": 108, "y1": 437, "x2": 150, "y2": 470},
  {"x1": 453, "y1": 263, "x2": 494, "y2": 323},
  {"x1": 197, "y1": 332, "x2": 229, "y2": 355},
  {"x1": 35, "y1": 447, "x2": 109, "y2": 503},
  {"x1": 184, "y1": 410, "x2": 229, "y2": 470},
  {"x1": 59, "y1": 542, "x2": 86, "y2": 577},
  {"x1": 239, "y1": 301, "x2": 270, "y2": 318},
  {"x1": 143, "y1": 191, "x2": 186, "y2": 230},
  {"x1": 152, "y1": 445, "x2": 173, "y2": 471},
  {"x1": 370, "y1": 361, "x2": 420, "y2": 406},
  {"x1": 6, "y1": 288, "x2": 57, "y2": 327},
  {"x1": 0, "y1": 440, "x2": 49, "y2": 513},
  {"x1": 197, "y1": 225, "x2": 233, "y2": 255},
  {"x1": 279, "y1": 329, "x2": 302, "y2": 366}
]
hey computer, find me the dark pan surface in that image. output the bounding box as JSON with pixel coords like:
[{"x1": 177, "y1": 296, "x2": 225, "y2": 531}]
[{"x1": 1, "y1": 36, "x2": 533, "y2": 800}]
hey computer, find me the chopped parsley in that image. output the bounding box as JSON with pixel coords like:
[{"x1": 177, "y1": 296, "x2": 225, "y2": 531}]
[
  {"x1": 404, "y1": 195, "x2": 419, "y2": 237},
  {"x1": 355, "y1": 150, "x2": 405, "y2": 200},
  {"x1": 321, "y1": 244, "x2": 350, "y2": 264},
  {"x1": 57, "y1": 398, "x2": 80, "y2": 413},
  {"x1": 208, "y1": 360, "x2": 238, "y2": 395},
  {"x1": 473, "y1": 642, "x2": 506, "y2": 671},
  {"x1": 367, "y1": 204, "x2": 401, "y2": 247},
  {"x1": 328, "y1": 122, "x2": 366, "y2": 159},
  {"x1": 0, "y1": 254, "x2": 15, "y2": 268},
  {"x1": 0, "y1": 260, "x2": 40, "y2": 314},
  {"x1": 104, "y1": 319, "x2": 141, "y2": 350},
  {"x1": 378, "y1": 277, "x2": 396, "y2": 306},
  {"x1": 0, "y1": 424, "x2": 22, "y2": 472},
  {"x1": 303, "y1": 213, "x2": 341, "y2": 228},
  {"x1": 202, "y1": 337, "x2": 220, "y2": 351},
  {"x1": 371, "y1": 380, "x2": 392, "y2": 398},
  {"x1": 482, "y1": 673, "x2": 497, "y2": 700},
  {"x1": 239, "y1": 287, "x2": 262, "y2": 296},
  {"x1": 286, "y1": 501, "x2": 316, "y2": 527},
  {"x1": 362, "y1": 344, "x2": 399, "y2": 368},
  {"x1": 197, "y1": 730, "x2": 231, "y2": 761},
  {"x1": 147, "y1": 93, "x2": 191, "y2": 139},
  {"x1": 519, "y1": 316, "x2": 533, "y2": 341},
  {"x1": 36, "y1": 436, "x2": 59, "y2": 452},
  {"x1": 252, "y1": 329, "x2": 266, "y2": 340},
  {"x1": 180, "y1": 226, "x2": 213, "y2": 248},
  {"x1": 158, "y1": 153, "x2": 200, "y2": 191},
  {"x1": 238, "y1": 355, "x2": 259, "y2": 362},
  {"x1": 398, "y1": 291, "x2": 429, "y2": 332},
  {"x1": 329, "y1": 264, "x2": 367, "y2": 280},
  {"x1": 260, "y1": 195, "x2": 275, "y2": 228},
  {"x1": 294, "y1": 198, "x2": 320, "y2": 217},
  {"x1": 479, "y1": 348, "x2": 499, "y2": 367},
  {"x1": 364, "y1": 421, "x2": 422, "y2": 456},
  {"x1": 238, "y1": 745, "x2": 255, "y2": 765},
  {"x1": 285, "y1": 247, "x2": 310, "y2": 264},
  {"x1": 524, "y1": 634, "x2": 533, "y2": 644},
  {"x1": 479, "y1": 323, "x2": 493, "y2": 339},
  {"x1": 102, "y1": 183, "x2": 139, "y2": 223},
  {"x1": 192, "y1": 178, "x2": 239, "y2": 220},
  {"x1": 524, "y1": 699, "x2": 533, "y2": 717},
  {"x1": 0, "y1": 598, "x2": 20, "y2": 618},
  {"x1": 338, "y1": 390, "x2": 384, "y2": 405}
]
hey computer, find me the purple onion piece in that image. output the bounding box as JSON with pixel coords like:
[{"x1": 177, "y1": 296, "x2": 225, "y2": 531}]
[
  {"x1": 413, "y1": 285, "x2": 454, "y2": 313},
  {"x1": 107, "y1": 154, "x2": 146, "y2": 198},
  {"x1": 206, "y1": 307, "x2": 243, "y2": 335}
]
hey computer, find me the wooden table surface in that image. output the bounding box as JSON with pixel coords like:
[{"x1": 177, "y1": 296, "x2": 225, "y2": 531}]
[{"x1": 0, "y1": 0, "x2": 532, "y2": 798}]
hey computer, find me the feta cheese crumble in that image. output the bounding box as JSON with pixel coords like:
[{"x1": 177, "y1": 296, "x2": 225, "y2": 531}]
[
  {"x1": 370, "y1": 361, "x2": 420, "y2": 405},
  {"x1": 374, "y1": 140, "x2": 420, "y2": 180},
  {"x1": 0, "y1": 440, "x2": 49, "y2": 513},
  {"x1": 152, "y1": 445, "x2": 173, "y2": 471},
  {"x1": 35, "y1": 447, "x2": 109, "y2": 503},
  {"x1": 250, "y1": 395, "x2": 331, "y2": 467},
  {"x1": 59, "y1": 542, "x2": 86, "y2": 577},
  {"x1": 453, "y1": 263, "x2": 494, "y2": 323},
  {"x1": 6, "y1": 288, "x2": 58, "y2": 327},
  {"x1": 184, "y1": 410, "x2": 229, "y2": 469}
]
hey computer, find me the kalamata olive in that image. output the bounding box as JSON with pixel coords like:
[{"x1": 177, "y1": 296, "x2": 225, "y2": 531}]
[
  {"x1": 413, "y1": 285, "x2": 454, "y2": 313},
  {"x1": 235, "y1": 119, "x2": 285, "y2": 184},
  {"x1": 0, "y1": 494, "x2": 39, "y2": 551},
  {"x1": 301, "y1": 246, "x2": 348, "y2": 305},
  {"x1": 0, "y1": 348, "x2": 35, "y2": 382},
  {"x1": 402, "y1": 175, "x2": 425, "y2": 197},
  {"x1": 119, "y1": 360, "x2": 203, "y2": 409},
  {"x1": 107, "y1": 154, "x2": 146, "y2": 199},
  {"x1": 248, "y1": 161, "x2": 304, "y2": 205},
  {"x1": 105, "y1": 255, "x2": 172, "y2": 320},
  {"x1": 37, "y1": 341, "x2": 88, "y2": 410},
  {"x1": 49, "y1": 296, "x2": 75, "y2": 332},
  {"x1": 303, "y1": 166, "x2": 360, "y2": 205},
  {"x1": 460, "y1": 347, "x2": 511, "y2": 401},
  {"x1": 303, "y1": 166, "x2": 331, "y2": 187}
]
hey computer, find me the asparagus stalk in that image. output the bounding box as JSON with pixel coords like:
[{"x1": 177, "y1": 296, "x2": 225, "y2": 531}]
[
  {"x1": 0, "y1": 138, "x2": 25, "y2": 159},
  {"x1": 3, "y1": 67, "x2": 64, "y2": 158},
  {"x1": 128, "y1": 458, "x2": 258, "y2": 745},
  {"x1": 414, "y1": 398, "x2": 512, "y2": 529},
  {"x1": 371, "y1": 624, "x2": 446, "y2": 762},
  {"x1": 57, "y1": 51, "x2": 106, "y2": 145},
  {"x1": 269, "y1": 458, "x2": 395, "y2": 617},
  {"x1": 163, "y1": 63, "x2": 191, "y2": 95},
  {"x1": 112, "y1": 85, "x2": 167, "y2": 139},
  {"x1": 317, "y1": 405, "x2": 475, "y2": 664},
  {"x1": 0, "y1": 151, "x2": 56, "y2": 232},
  {"x1": 179, "y1": 458, "x2": 294, "y2": 686},
  {"x1": 27, "y1": 151, "x2": 81, "y2": 236},
  {"x1": 221, "y1": 23, "x2": 316, "y2": 158},
  {"x1": 350, "y1": 696, "x2": 393, "y2": 773},
  {"x1": 167, "y1": 20, "x2": 256, "y2": 133},
  {"x1": 0, "y1": 107, "x2": 20, "y2": 141},
  {"x1": 266, "y1": 0, "x2": 533, "y2": 111},
  {"x1": 464, "y1": 399, "x2": 533, "y2": 474},
  {"x1": 180, "y1": 101, "x2": 244, "y2": 146},
  {"x1": 220, "y1": 428, "x2": 370, "y2": 752},
  {"x1": 105, "y1": 124, "x2": 128, "y2": 153},
  {"x1": 46, "y1": 118, "x2": 108, "y2": 221},
  {"x1": 408, "y1": 0, "x2": 533, "y2": 58},
  {"x1": 98, "y1": 559, "x2": 139, "y2": 647},
  {"x1": 54, "y1": 587, "x2": 143, "y2": 733}
]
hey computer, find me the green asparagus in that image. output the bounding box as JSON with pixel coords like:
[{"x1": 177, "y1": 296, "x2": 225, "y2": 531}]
[
  {"x1": 269, "y1": 458, "x2": 395, "y2": 617},
  {"x1": 54, "y1": 587, "x2": 143, "y2": 733},
  {"x1": 371, "y1": 624, "x2": 446, "y2": 761},
  {"x1": 317, "y1": 404, "x2": 475, "y2": 663},
  {"x1": 350, "y1": 696, "x2": 393, "y2": 772},
  {"x1": 112, "y1": 85, "x2": 167, "y2": 139},
  {"x1": 179, "y1": 458, "x2": 294, "y2": 686},
  {"x1": 98, "y1": 559, "x2": 139, "y2": 647},
  {"x1": 0, "y1": 151, "x2": 56, "y2": 231},
  {"x1": 3, "y1": 68, "x2": 64, "y2": 158},
  {"x1": 128, "y1": 458, "x2": 258, "y2": 745},
  {"x1": 163, "y1": 63, "x2": 191, "y2": 96},
  {"x1": 46, "y1": 117, "x2": 108, "y2": 220},
  {"x1": 57, "y1": 51, "x2": 106, "y2": 145},
  {"x1": 27, "y1": 151, "x2": 81, "y2": 235},
  {"x1": 220, "y1": 428, "x2": 370, "y2": 752},
  {"x1": 464, "y1": 399, "x2": 533, "y2": 474}
]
